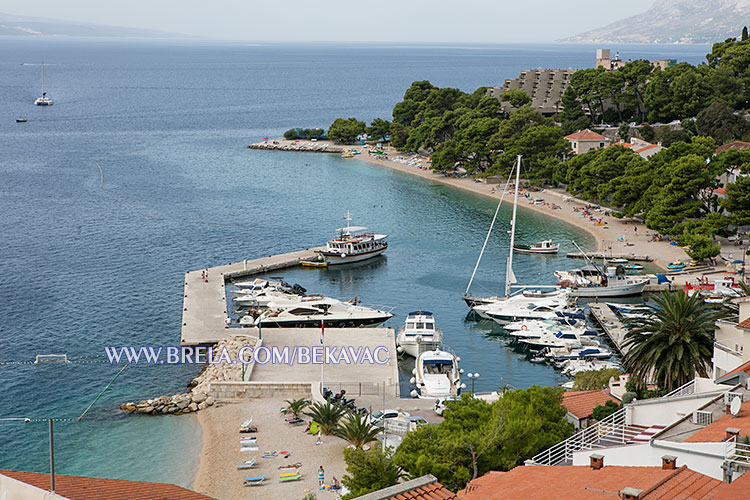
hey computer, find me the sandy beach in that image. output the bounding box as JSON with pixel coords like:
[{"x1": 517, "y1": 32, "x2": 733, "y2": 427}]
[{"x1": 193, "y1": 397, "x2": 349, "y2": 499}]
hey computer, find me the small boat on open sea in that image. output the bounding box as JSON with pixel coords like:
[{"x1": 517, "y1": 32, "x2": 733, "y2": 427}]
[
  {"x1": 16, "y1": 117, "x2": 28, "y2": 123},
  {"x1": 317, "y1": 211, "x2": 387, "y2": 265},
  {"x1": 513, "y1": 240, "x2": 559, "y2": 254}
]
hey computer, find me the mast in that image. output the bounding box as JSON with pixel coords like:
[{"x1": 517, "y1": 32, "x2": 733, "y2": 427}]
[
  {"x1": 505, "y1": 155, "x2": 522, "y2": 297},
  {"x1": 41, "y1": 58, "x2": 45, "y2": 96}
]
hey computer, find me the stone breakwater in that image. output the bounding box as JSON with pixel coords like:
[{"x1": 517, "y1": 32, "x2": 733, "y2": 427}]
[
  {"x1": 247, "y1": 140, "x2": 345, "y2": 153},
  {"x1": 120, "y1": 335, "x2": 258, "y2": 415}
]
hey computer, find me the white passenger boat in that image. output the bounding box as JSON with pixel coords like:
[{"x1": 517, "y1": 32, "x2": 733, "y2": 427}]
[
  {"x1": 396, "y1": 311, "x2": 443, "y2": 357},
  {"x1": 239, "y1": 296, "x2": 393, "y2": 328},
  {"x1": 554, "y1": 265, "x2": 648, "y2": 298},
  {"x1": 317, "y1": 211, "x2": 387, "y2": 265},
  {"x1": 513, "y1": 240, "x2": 559, "y2": 254},
  {"x1": 410, "y1": 349, "x2": 462, "y2": 399}
]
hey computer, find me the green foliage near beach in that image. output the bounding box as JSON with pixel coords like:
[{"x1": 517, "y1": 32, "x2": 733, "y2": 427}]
[
  {"x1": 328, "y1": 117, "x2": 366, "y2": 144},
  {"x1": 365, "y1": 118, "x2": 391, "y2": 142},
  {"x1": 283, "y1": 127, "x2": 325, "y2": 140},
  {"x1": 572, "y1": 368, "x2": 623, "y2": 391},
  {"x1": 392, "y1": 387, "x2": 572, "y2": 491},
  {"x1": 623, "y1": 291, "x2": 730, "y2": 392},
  {"x1": 341, "y1": 447, "x2": 401, "y2": 499},
  {"x1": 304, "y1": 401, "x2": 347, "y2": 434}
]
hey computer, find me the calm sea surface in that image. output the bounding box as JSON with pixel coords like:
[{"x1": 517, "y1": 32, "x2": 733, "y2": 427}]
[{"x1": 0, "y1": 39, "x2": 709, "y2": 485}]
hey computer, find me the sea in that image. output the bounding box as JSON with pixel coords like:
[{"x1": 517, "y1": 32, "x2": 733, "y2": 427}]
[{"x1": 0, "y1": 39, "x2": 710, "y2": 486}]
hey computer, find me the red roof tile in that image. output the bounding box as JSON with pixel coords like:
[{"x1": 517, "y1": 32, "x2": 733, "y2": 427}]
[
  {"x1": 459, "y1": 466, "x2": 690, "y2": 500},
  {"x1": 714, "y1": 188, "x2": 727, "y2": 196},
  {"x1": 685, "y1": 400, "x2": 750, "y2": 443},
  {"x1": 738, "y1": 317, "x2": 750, "y2": 329},
  {"x1": 384, "y1": 481, "x2": 456, "y2": 500},
  {"x1": 562, "y1": 390, "x2": 619, "y2": 419},
  {"x1": 715, "y1": 141, "x2": 750, "y2": 154},
  {"x1": 643, "y1": 468, "x2": 722, "y2": 499},
  {"x1": 705, "y1": 468, "x2": 750, "y2": 499},
  {"x1": 723, "y1": 360, "x2": 750, "y2": 379},
  {"x1": 565, "y1": 129, "x2": 609, "y2": 141},
  {"x1": 635, "y1": 144, "x2": 659, "y2": 153},
  {"x1": 0, "y1": 470, "x2": 214, "y2": 500}
]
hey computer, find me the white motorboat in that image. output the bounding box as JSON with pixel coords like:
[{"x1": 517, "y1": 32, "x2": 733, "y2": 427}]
[
  {"x1": 396, "y1": 311, "x2": 443, "y2": 357},
  {"x1": 410, "y1": 349, "x2": 461, "y2": 399},
  {"x1": 554, "y1": 265, "x2": 648, "y2": 298},
  {"x1": 513, "y1": 240, "x2": 559, "y2": 254},
  {"x1": 34, "y1": 59, "x2": 53, "y2": 106},
  {"x1": 544, "y1": 345, "x2": 612, "y2": 362},
  {"x1": 504, "y1": 317, "x2": 586, "y2": 332},
  {"x1": 473, "y1": 297, "x2": 584, "y2": 326},
  {"x1": 239, "y1": 296, "x2": 393, "y2": 328},
  {"x1": 507, "y1": 322, "x2": 596, "y2": 340},
  {"x1": 519, "y1": 330, "x2": 599, "y2": 350},
  {"x1": 561, "y1": 359, "x2": 621, "y2": 376},
  {"x1": 317, "y1": 211, "x2": 387, "y2": 265}
]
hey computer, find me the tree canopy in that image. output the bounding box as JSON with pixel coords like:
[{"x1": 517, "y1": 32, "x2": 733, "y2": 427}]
[
  {"x1": 328, "y1": 117, "x2": 366, "y2": 144},
  {"x1": 393, "y1": 387, "x2": 572, "y2": 491}
]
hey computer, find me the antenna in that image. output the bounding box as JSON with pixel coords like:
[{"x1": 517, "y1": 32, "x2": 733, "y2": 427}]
[{"x1": 730, "y1": 396, "x2": 741, "y2": 416}]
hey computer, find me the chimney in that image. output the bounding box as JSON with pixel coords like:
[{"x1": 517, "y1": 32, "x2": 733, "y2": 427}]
[
  {"x1": 620, "y1": 487, "x2": 643, "y2": 499},
  {"x1": 726, "y1": 428, "x2": 740, "y2": 440},
  {"x1": 661, "y1": 455, "x2": 677, "y2": 470},
  {"x1": 590, "y1": 453, "x2": 604, "y2": 470}
]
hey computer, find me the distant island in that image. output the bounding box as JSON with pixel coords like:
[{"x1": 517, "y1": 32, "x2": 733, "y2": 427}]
[
  {"x1": 563, "y1": 0, "x2": 750, "y2": 44},
  {"x1": 0, "y1": 12, "x2": 187, "y2": 39}
]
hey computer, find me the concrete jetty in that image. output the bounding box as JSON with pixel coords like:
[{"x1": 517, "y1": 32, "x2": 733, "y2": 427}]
[
  {"x1": 588, "y1": 303, "x2": 630, "y2": 355},
  {"x1": 566, "y1": 252, "x2": 653, "y2": 262},
  {"x1": 248, "y1": 139, "x2": 347, "y2": 153},
  {"x1": 180, "y1": 247, "x2": 324, "y2": 345}
]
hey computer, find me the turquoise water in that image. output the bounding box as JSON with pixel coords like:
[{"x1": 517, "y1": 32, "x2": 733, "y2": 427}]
[{"x1": 0, "y1": 39, "x2": 708, "y2": 485}]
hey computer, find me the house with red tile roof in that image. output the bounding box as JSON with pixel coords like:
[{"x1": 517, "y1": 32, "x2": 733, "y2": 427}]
[
  {"x1": 609, "y1": 138, "x2": 663, "y2": 159},
  {"x1": 565, "y1": 129, "x2": 611, "y2": 155},
  {"x1": 357, "y1": 474, "x2": 456, "y2": 500},
  {"x1": 457, "y1": 462, "x2": 735, "y2": 500},
  {"x1": 713, "y1": 296, "x2": 750, "y2": 380},
  {"x1": 0, "y1": 470, "x2": 214, "y2": 500},
  {"x1": 714, "y1": 141, "x2": 750, "y2": 155},
  {"x1": 562, "y1": 389, "x2": 620, "y2": 430}
]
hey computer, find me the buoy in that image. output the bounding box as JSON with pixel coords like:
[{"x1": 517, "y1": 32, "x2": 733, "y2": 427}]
[
  {"x1": 410, "y1": 389, "x2": 418, "y2": 398},
  {"x1": 410, "y1": 377, "x2": 416, "y2": 384},
  {"x1": 396, "y1": 346, "x2": 404, "y2": 354}
]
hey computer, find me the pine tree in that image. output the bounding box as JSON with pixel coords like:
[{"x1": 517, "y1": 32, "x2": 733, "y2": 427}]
[{"x1": 742, "y1": 26, "x2": 749, "y2": 41}]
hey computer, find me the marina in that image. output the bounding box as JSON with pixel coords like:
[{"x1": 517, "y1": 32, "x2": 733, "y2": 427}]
[{"x1": 588, "y1": 303, "x2": 631, "y2": 355}]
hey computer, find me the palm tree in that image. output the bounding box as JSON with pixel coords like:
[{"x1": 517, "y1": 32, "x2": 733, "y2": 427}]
[
  {"x1": 304, "y1": 401, "x2": 347, "y2": 434},
  {"x1": 281, "y1": 398, "x2": 310, "y2": 419},
  {"x1": 334, "y1": 412, "x2": 382, "y2": 448},
  {"x1": 623, "y1": 291, "x2": 730, "y2": 391}
]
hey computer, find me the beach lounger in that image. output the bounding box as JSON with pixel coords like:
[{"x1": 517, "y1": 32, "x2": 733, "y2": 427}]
[
  {"x1": 236, "y1": 457, "x2": 257, "y2": 469},
  {"x1": 239, "y1": 426, "x2": 258, "y2": 433},
  {"x1": 278, "y1": 461, "x2": 302, "y2": 470},
  {"x1": 241, "y1": 445, "x2": 259, "y2": 452},
  {"x1": 243, "y1": 473, "x2": 267, "y2": 486},
  {"x1": 285, "y1": 417, "x2": 303, "y2": 425},
  {"x1": 279, "y1": 471, "x2": 302, "y2": 482},
  {"x1": 240, "y1": 437, "x2": 257, "y2": 443}
]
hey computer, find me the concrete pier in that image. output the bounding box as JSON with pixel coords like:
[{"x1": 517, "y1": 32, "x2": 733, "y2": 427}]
[
  {"x1": 180, "y1": 247, "x2": 324, "y2": 345},
  {"x1": 589, "y1": 303, "x2": 630, "y2": 355},
  {"x1": 566, "y1": 252, "x2": 653, "y2": 262}
]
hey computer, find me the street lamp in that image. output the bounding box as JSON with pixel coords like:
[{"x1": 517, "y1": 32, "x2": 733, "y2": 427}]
[{"x1": 467, "y1": 372, "x2": 480, "y2": 394}]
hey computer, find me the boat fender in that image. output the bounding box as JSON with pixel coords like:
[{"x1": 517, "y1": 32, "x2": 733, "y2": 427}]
[
  {"x1": 410, "y1": 377, "x2": 416, "y2": 384},
  {"x1": 340, "y1": 253, "x2": 346, "y2": 258},
  {"x1": 410, "y1": 389, "x2": 418, "y2": 398}
]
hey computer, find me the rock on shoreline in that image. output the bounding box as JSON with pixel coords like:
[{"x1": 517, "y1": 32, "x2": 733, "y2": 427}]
[{"x1": 120, "y1": 335, "x2": 257, "y2": 415}]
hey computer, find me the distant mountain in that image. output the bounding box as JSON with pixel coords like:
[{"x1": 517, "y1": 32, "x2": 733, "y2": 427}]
[
  {"x1": 0, "y1": 12, "x2": 187, "y2": 39},
  {"x1": 562, "y1": 0, "x2": 750, "y2": 44}
]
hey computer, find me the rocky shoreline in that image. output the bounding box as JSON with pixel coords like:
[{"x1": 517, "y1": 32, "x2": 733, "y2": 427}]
[
  {"x1": 120, "y1": 335, "x2": 258, "y2": 415},
  {"x1": 247, "y1": 140, "x2": 344, "y2": 153}
]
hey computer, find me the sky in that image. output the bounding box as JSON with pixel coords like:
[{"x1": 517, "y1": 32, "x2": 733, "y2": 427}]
[{"x1": 0, "y1": 0, "x2": 657, "y2": 43}]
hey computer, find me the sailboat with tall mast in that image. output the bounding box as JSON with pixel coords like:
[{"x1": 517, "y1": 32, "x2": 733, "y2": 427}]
[
  {"x1": 462, "y1": 155, "x2": 573, "y2": 309},
  {"x1": 34, "y1": 59, "x2": 53, "y2": 106}
]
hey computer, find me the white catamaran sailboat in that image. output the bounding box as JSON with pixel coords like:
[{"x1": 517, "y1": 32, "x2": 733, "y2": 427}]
[
  {"x1": 317, "y1": 211, "x2": 387, "y2": 265},
  {"x1": 34, "y1": 59, "x2": 53, "y2": 106}
]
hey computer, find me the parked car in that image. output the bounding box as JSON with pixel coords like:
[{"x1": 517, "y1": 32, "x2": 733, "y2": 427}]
[
  {"x1": 434, "y1": 397, "x2": 459, "y2": 415},
  {"x1": 369, "y1": 409, "x2": 401, "y2": 426}
]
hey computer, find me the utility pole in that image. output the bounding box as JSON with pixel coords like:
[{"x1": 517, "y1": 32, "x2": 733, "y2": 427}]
[{"x1": 49, "y1": 419, "x2": 55, "y2": 494}]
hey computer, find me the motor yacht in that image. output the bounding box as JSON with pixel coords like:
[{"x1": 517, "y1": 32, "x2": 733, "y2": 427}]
[{"x1": 396, "y1": 311, "x2": 443, "y2": 357}]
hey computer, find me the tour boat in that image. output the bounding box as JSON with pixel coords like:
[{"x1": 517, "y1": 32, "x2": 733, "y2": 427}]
[
  {"x1": 396, "y1": 311, "x2": 443, "y2": 357},
  {"x1": 410, "y1": 349, "x2": 461, "y2": 399},
  {"x1": 239, "y1": 296, "x2": 394, "y2": 328},
  {"x1": 317, "y1": 211, "x2": 387, "y2": 265},
  {"x1": 513, "y1": 240, "x2": 559, "y2": 254},
  {"x1": 34, "y1": 59, "x2": 53, "y2": 106},
  {"x1": 554, "y1": 265, "x2": 648, "y2": 298}
]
